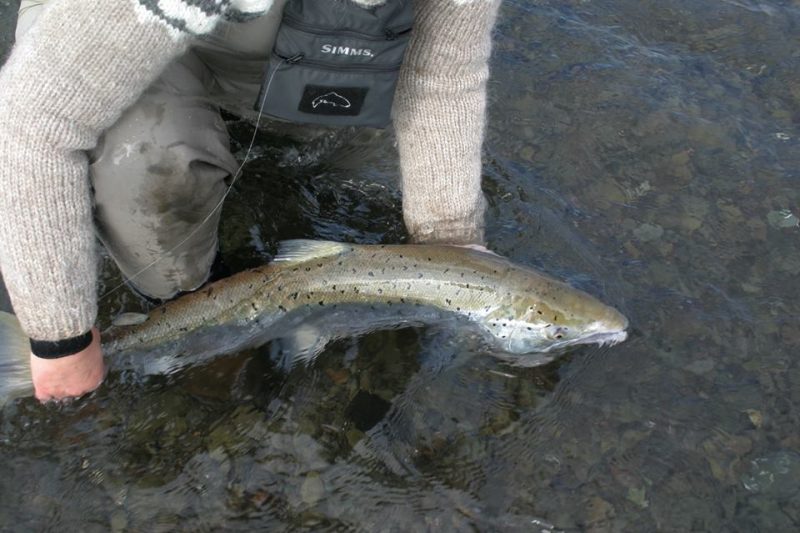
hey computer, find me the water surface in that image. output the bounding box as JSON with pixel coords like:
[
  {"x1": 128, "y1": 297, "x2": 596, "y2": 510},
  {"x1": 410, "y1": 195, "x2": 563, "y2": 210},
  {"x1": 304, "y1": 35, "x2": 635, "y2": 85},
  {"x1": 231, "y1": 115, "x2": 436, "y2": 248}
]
[{"x1": 1, "y1": 0, "x2": 799, "y2": 530}]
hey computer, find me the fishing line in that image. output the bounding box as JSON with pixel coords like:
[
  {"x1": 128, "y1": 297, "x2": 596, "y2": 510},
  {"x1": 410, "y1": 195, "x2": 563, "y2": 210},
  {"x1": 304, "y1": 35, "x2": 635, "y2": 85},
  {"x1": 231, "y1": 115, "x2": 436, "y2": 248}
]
[{"x1": 99, "y1": 57, "x2": 291, "y2": 302}]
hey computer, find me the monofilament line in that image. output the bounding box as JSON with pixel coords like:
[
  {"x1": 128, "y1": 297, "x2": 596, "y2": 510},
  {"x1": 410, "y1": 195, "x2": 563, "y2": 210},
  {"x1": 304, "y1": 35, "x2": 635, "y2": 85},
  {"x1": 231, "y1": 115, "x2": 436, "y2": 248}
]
[{"x1": 100, "y1": 58, "x2": 289, "y2": 301}]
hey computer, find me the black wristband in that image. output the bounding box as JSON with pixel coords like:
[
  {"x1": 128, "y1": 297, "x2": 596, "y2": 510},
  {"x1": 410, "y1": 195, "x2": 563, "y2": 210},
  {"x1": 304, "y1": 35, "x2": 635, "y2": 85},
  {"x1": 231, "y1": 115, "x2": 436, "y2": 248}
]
[{"x1": 30, "y1": 331, "x2": 94, "y2": 359}]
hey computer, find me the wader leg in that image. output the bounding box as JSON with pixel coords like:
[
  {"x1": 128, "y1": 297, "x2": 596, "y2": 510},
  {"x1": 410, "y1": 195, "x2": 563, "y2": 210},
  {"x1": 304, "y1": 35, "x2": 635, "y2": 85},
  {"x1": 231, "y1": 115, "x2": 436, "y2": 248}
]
[
  {"x1": 90, "y1": 52, "x2": 239, "y2": 299},
  {"x1": 15, "y1": 1, "x2": 48, "y2": 39},
  {"x1": 15, "y1": 1, "x2": 239, "y2": 300}
]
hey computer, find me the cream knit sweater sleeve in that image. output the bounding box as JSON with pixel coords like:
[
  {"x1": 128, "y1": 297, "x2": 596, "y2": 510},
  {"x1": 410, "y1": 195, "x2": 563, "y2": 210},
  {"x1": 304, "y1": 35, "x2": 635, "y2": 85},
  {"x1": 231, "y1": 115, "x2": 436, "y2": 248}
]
[
  {"x1": 0, "y1": 0, "x2": 271, "y2": 348},
  {"x1": 393, "y1": 0, "x2": 501, "y2": 245}
]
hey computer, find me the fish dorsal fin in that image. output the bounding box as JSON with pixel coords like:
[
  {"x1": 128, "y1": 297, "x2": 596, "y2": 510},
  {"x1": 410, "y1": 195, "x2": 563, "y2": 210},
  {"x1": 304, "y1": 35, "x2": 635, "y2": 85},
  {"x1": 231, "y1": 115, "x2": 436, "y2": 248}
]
[{"x1": 273, "y1": 240, "x2": 350, "y2": 264}]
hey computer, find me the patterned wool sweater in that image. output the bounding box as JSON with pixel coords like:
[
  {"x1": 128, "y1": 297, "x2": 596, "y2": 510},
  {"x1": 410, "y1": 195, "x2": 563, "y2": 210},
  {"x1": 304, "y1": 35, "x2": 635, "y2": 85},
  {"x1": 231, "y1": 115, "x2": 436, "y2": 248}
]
[{"x1": 0, "y1": 0, "x2": 500, "y2": 349}]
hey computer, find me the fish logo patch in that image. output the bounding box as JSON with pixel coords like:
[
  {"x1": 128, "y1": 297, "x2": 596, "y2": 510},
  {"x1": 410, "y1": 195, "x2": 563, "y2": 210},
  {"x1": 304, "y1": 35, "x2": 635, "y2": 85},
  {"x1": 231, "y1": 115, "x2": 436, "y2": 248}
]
[
  {"x1": 312, "y1": 92, "x2": 352, "y2": 109},
  {"x1": 298, "y1": 85, "x2": 367, "y2": 117}
]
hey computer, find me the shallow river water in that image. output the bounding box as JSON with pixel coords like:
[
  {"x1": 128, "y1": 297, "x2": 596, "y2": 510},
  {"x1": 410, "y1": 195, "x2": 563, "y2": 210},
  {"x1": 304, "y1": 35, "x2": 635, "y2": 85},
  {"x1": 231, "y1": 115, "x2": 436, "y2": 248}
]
[{"x1": 2, "y1": 0, "x2": 800, "y2": 531}]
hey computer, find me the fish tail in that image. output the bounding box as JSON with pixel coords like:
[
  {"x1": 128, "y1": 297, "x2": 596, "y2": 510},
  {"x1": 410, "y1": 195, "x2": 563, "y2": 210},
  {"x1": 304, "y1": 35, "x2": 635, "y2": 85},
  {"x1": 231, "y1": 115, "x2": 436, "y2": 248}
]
[{"x1": 0, "y1": 311, "x2": 33, "y2": 406}]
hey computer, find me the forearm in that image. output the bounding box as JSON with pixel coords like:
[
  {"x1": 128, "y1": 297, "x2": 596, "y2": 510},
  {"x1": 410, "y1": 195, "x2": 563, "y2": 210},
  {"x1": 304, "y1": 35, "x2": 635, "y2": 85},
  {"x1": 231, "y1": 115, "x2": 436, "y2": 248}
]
[
  {"x1": 393, "y1": 0, "x2": 501, "y2": 245},
  {"x1": 0, "y1": 0, "x2": 268, "y2": 348}
]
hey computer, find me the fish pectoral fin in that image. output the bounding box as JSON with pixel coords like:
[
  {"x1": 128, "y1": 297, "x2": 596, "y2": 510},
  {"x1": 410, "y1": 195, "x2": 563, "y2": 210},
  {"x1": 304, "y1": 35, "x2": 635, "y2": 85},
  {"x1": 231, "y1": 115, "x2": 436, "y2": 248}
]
[
  {"x1": 0, "y1": 311, "x2": 34, "y2": 405},
  {"x1": 272, "y1": 323, "x2": 330, "y2": 368},
  {"x1": 272, "y1": 239, "x2": 349, "y2": 265},
  {"x1": 111, "y1": 312, "x2": 149, "y2": 327}
]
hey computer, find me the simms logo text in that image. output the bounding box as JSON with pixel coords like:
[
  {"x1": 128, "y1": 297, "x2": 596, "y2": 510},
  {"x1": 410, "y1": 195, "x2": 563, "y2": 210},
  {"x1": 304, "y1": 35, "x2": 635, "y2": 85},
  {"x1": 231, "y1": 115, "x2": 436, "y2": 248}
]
[{"x1": 320, "y1": 44, "x2": 375, "y2": 57}]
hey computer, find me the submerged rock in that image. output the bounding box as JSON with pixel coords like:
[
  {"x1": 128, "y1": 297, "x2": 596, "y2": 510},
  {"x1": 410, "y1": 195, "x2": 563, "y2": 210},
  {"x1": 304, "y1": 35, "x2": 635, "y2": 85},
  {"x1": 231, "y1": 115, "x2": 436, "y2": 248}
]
[
  {"x1": 741, "y1": 451, "x2": 800, "y2": 499},
  {"x1": 767, "y1": 209, "x2": 799, "y2": 229}
]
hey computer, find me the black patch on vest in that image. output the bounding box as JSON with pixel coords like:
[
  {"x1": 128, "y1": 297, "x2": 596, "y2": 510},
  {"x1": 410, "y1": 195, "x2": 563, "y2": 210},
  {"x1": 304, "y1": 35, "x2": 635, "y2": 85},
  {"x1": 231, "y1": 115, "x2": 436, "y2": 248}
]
[{"x1": 298, "y1": 85, "x2": 367, "y2": 116}]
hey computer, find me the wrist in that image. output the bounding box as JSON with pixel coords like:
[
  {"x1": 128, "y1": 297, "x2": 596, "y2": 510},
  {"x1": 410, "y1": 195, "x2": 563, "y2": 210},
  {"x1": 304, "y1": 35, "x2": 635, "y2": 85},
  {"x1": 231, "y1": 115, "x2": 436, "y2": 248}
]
[{"x1": 29, "y1": 331, "x2": 94, "y2": 359}]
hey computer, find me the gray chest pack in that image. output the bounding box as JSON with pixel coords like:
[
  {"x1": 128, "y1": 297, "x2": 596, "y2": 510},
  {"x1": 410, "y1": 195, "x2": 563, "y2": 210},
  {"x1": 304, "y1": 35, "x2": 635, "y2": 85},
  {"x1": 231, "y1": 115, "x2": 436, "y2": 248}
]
[{"x1": 254, "y1": 0, "x2": 413, "y2": 129}]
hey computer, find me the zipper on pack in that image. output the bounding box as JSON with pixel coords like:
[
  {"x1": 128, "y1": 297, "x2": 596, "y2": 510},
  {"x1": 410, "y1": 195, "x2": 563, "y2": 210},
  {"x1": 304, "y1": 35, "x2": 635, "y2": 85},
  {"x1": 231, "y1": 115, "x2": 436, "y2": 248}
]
[
  {"x1": 283, "y1": 14, "x2": 411, "y2": 41},
  {"x1": 274, "y1": 52, "x2": 401, "y2": 73}
]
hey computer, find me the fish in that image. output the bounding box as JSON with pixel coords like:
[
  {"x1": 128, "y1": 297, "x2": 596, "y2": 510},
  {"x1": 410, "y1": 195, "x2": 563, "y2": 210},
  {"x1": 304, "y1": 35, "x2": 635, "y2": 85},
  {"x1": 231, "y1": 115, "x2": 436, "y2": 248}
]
[{"x1": 0, "y1": 240, "x2": 628, "y2": 402}]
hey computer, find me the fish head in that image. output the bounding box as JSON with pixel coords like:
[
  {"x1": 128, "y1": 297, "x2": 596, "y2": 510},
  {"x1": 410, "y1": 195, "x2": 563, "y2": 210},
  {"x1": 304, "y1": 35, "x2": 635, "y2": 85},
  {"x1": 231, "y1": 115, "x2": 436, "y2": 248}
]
[{"x1": 480, "y1": 265, "x2": 629, "y2": 360}]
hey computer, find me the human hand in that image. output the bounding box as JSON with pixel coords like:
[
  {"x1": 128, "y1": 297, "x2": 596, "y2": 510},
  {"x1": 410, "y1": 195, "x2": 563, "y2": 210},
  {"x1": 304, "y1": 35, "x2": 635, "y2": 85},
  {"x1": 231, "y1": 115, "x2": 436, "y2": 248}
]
[{"x1": 30, "y1": 327, "x2": 105, "y2": 402}]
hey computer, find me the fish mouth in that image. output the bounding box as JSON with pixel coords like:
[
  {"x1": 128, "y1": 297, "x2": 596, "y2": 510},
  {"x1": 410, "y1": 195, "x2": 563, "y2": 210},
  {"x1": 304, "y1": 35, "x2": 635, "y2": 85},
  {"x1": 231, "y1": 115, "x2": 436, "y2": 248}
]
[
  {"x1": 542, "y1": 329, "x2": 628, "y2": 353},
  {"x1": 573, "y1": 329, "x2": 628, "y2": 347}
]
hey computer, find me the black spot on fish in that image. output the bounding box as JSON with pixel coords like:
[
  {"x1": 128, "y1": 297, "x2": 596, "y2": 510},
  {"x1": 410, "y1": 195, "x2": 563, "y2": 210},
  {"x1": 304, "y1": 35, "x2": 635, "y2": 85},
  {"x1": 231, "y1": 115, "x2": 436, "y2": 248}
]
[
  {"x1": 305, "y1": 267, "x2": 311, "y2": 272},
  {"x1": 317, "y1": 263, "x2": 322, "y2": 268},
  {"x1": 319, "y1": 301, "x2": 325, "y2": 306},
  {"x1": 368, "y1": 271, "x2": 374, "y2": 277},
  {"x1": 378, "y1": 288, "x2": 383, "y2": 294},
  {"x1": 537, "y1": 310, "x2": 543, "y2": 315},
  {"x1": 352, "y1": 268, "x2": 357, "y2": 274},
  {"x1": 417, "y1": 273, "x2": 424, "y2": 279},
  {"x1": 527, "y1": 327, "x2": 532, "y2": 331},
  {"x1": 278, "y1": 286, "x2": 284, "y2": 291},
  {"x1": 290, "y1": 292, "x2": 298, "y2": 300},
  {"x1": 278, "y1": 305, "x2": 287, "y2": 312},
  {"x1": 292, "y1": 267, "x2": 299, "y2": 272},
  {"x1": 400, "y1": 298, "x2": 405, "y2": 303},
  {"x1": 446, "y1": 299, "x2": 452, "y2": 306},
  {"x1": 460, "y1": 273, "x2": 465, "y2": 278},
  {"x1": 204, "y1": 287, "x2": 213, "y2": 297},
  {"x1": 427, "y1": 257, "x2": 432, "y2": 261},
  {"x1": 251, "y1": 303, "x2": 257, "y2": 311}
]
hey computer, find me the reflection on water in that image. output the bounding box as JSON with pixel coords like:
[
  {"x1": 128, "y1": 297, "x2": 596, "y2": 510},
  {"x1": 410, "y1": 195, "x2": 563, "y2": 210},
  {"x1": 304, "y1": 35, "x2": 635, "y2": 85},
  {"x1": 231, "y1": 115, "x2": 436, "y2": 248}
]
[{"x1": 2, "y1": 0, "x2": 800, "y2": 530}]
